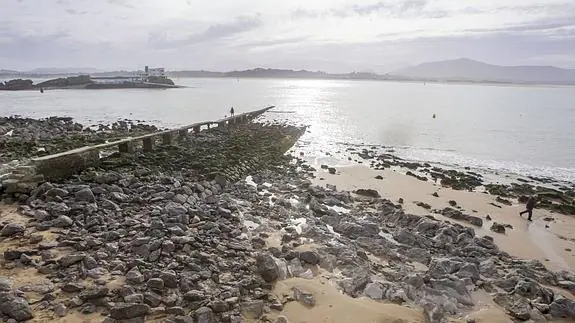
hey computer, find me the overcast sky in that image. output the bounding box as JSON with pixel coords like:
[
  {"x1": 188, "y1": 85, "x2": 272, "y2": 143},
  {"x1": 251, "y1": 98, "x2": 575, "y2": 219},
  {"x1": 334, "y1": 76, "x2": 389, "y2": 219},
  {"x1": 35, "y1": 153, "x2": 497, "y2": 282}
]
[{"x1": 1, "y1": 0, "x2": 574, "y2": 72}]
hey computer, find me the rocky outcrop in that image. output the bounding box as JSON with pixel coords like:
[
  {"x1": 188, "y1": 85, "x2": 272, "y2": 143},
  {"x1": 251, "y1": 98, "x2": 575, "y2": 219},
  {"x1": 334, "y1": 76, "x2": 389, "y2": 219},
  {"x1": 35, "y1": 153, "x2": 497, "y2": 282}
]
[
  {"x1": 36, "y1": 75, "x2": 93, "y2": 88},
  {"x1": 0, "y1": 79, "x2": 33, "y2": 91}
]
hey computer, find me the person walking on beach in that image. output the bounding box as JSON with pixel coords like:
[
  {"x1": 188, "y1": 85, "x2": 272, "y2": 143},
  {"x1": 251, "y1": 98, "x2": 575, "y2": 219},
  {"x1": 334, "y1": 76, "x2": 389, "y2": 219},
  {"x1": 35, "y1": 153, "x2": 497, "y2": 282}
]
[
  {"x1": 230, "y1": 107, "x2": 235, "y2": 117},
  {"x1": 519, "y1": 196, "x2": 537, "y2": 221}
]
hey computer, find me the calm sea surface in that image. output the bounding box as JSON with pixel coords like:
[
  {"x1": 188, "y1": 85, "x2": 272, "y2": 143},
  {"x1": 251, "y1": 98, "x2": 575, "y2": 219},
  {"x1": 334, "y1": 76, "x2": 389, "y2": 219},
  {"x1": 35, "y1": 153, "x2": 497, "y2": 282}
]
[{"x1": 1, "y1": 78, "x2": 574, "y2": 182}]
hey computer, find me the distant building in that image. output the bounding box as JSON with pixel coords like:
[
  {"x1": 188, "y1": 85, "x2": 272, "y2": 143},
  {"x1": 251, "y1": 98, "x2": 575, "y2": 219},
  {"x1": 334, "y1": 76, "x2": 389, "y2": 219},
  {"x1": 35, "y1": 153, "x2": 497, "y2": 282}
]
[
  {"x1": 91, "y1": 66, "x2": 168, "y2": 84},
  {"x1": 137, "y1": 66, "x2": 166, "y2": 81}
]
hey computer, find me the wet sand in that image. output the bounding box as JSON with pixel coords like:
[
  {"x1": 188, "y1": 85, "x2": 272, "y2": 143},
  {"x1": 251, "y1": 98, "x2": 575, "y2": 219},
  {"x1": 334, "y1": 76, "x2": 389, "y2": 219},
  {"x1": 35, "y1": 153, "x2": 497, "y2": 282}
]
[
  {"x1": 313, "y1": 165, "x2": 575, "y2": 273},
  {"x1": 272, "y1": 277, "x2": 425, "y2": 323}
]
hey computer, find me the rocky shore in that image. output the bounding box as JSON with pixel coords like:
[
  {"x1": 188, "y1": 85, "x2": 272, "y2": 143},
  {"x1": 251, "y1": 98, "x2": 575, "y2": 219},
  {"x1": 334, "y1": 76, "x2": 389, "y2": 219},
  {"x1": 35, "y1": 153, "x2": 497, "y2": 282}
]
[
  {"x1": 0, "y1": 117, "x2": 574, "y2": 323},
  {"x1": 0, "y1": 117, "x2": 160, "y2": 163}
]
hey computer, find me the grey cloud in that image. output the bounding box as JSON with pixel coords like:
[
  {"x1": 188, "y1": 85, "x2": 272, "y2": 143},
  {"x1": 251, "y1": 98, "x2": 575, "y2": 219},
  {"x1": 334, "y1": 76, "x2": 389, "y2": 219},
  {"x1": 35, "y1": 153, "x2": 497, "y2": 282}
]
[
  {"x1": 106, "y1": 0, "x2": 135, "y2": 8},
  {"x1": 233, "y1": 36, "x2": 309, "y2": 49},
  {"x1": 293, "y1": 1, "x2": 446, "y2": 19},
  {"x1": 463, "y1": 16, "x2": 575, "y2": 37},
  {"x1": 291, "y1": 9, "x2": 322, "y2": 19},
  {"x1": 65, "y1": 9, "x2": 87, "y2": 15},
  {"x1": 149, "y1": 15, "x2": 262, "y2": 48},
  {"x1": 190, "y1": 15, "x2": 261, "y2": 42},
  {"x1": 351, "y1": 0, "x2": 428, "y2": 16}
]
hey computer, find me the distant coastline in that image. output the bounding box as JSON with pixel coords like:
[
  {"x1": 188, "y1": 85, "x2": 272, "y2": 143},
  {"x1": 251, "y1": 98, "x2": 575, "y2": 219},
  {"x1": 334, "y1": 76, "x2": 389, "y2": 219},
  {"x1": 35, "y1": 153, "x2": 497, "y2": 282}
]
[{"x1": 3, "y1": 67, "x2": 575, "y2": 88}]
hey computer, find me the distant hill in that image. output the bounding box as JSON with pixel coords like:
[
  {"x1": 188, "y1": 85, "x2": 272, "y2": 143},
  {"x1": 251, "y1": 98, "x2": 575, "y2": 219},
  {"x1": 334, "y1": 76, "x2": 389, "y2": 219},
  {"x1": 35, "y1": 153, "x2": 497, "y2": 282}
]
[
  {"x1": 225, "y1": 68, "x2": 328, "y2": 78},
  {"x1": 27, "y1": 67, "x2": 103, "y2": 74},
  {"x1": 393, "y1": 58, "x2": 575, "y2": 84},
  {"x1": 168, "y1": 70, "x2": 225, "y2": 78}
]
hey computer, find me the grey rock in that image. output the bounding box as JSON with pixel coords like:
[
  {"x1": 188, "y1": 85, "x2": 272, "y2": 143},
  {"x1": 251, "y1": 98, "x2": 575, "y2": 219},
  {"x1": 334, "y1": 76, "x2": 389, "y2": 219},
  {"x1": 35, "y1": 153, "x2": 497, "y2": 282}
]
[
  {"x1": 33, "y1": 210, "x2": 50, "y2": 221},
  {"x1": 0, "y1": 277, "x2": 12, "y2": 292},
  {"x1": 172, "y1": 316, "x2": 194, "y2": 323},
  {"x1": 276, "y1": 316, "x2": 290, "y2": 323},
  {"x1": 490, "y1": 222, "x2": 506, "y2": 234},
  {"x1": 405, "y1": 247, "x2": 431, "y2": 265},
  {"x1": 126, "y1": 268, "x2": 145, "y2": 285},
  {"x1": 53, "y1": 303, "x2": 67, "y2": 317},
  {"x1": 549, "y1": 298, "x2": 575, "y2": 319},
  {"x1": 467, "y1": 216, "x2": 483, "y2": 227},
  {"x1": 241, "y1": 300, "x2": 265, "y2": 319},
  {"x1": 53, "y1": 215, "x2": 73, "y2": 228},
  {"x1": 363, "y1": 282, "x2": 384, "y2": 300},
  {"x1": 75, "y1": 188, "x2": 96, "y2": 202},
  {"x1": 144, "y1": 292, "x2": 162, "y2": 307},
  {"x1": 456, "y1": 263, "x2": 480, "y2": 283},
  {"x1": 256, "y1": 253, "x2": 279, "y2": 283},
  {"x1": 110, "y1": 192, "x2": 129, "y2": 203},
  {"x1": 427, "y1": 258, "x2": 462, "y2": 278},
  {"x1": 46, "y1": 188, "x2": 69, "y2": 198},
  {"x1": 292, "y1": 286, "x2": 315, "y2": 307},
  {"x1": 124, "y1": 294, "x2": 144, "y2": 303},
  {"x1": 147, "y1": 278, "x2": 164, "y2": 291},
  {"x1": 61, "y1": 283, "x2": 85, "y2": 293},
  {"x1": 101, "y1": 198, "x2": 120, "y2": 211},
  {"x1": 165, "y1": 307, "x2": 186, "y2": 315},
  {"x1": 493, "y1": 293, "x2": 531, "y2": 320},
  {"x1": 165, "y1": 202, "x2": 187, "y2": 216},
  {"x1": 513, "y1": 279, "x2": 554, "y2": 304},
  {"x1": 479, "y1": 258, "x2": 497, "y2": 278},
  {"x1": 354, "y1": 188, "x2": 380, "y2": 198},
  {"x1": 183, "y1": 290, "x2": 204, "y2": 301},
  {"x1": 83, "y1": 256, "x2": 98, "y2": 270},
  {"x1": 209, "y1": 300, "x2": 229, "y2": 313},
  {"x1": 110, "y1": 303, "x2": 151, "y2": 320},
  {"x1": 299, "y1": 251, "x2": 320, "y2": 265},
  {"x1": 0, "y1": 223, "x2": 25, "y2": 237},
  {"x1": 195, "y1": 306, "x2": 216, "y2": 323},
  {"x1": 160, "y1": 271, "x2": 178, "y2": 289},
  {"x1": 0, "y1": 295, "x2": 33, "y2": 321},
  {"x1": 79, "y1": 286, "x2": 109, "y2": 300},
  {"x1": 58, "y1": 253, "x2": 86, "y2": 267}
]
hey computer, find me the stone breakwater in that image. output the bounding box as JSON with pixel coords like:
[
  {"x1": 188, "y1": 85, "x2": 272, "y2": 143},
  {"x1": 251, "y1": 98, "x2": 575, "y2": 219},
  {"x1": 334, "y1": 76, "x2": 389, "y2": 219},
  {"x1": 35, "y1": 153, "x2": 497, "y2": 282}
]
[{"x1": 0, "y1": 117, "x2": 574, "y2": 322}]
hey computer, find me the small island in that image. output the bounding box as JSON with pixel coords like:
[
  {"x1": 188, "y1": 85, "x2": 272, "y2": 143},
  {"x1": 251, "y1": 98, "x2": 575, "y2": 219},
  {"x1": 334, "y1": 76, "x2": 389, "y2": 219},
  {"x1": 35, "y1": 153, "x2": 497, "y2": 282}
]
[{"x1": 0, "y1": 66, "x2": 180, "y2": 91}]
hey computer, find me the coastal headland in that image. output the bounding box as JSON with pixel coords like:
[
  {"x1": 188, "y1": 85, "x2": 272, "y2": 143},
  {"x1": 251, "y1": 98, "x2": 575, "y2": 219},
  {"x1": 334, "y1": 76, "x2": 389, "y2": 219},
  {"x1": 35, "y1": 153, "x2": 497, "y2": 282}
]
[
  {"x1": 0, "y1": 108, "x2": 574, "y2": 322},
  {"x1": 0, "y1": 75, "x2": 181, "y2": 91}
]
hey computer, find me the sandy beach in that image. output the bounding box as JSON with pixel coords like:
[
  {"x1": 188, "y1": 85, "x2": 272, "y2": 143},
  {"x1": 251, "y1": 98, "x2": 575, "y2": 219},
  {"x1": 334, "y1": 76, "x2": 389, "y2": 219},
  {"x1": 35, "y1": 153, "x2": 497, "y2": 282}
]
[{"x1": 312, "y1": 165, "x2": 575, "y2": 273}]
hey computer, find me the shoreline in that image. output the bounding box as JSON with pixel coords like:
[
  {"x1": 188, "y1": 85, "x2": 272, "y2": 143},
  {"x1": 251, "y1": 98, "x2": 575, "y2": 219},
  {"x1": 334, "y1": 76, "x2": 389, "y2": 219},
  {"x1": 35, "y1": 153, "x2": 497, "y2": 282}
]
[
  {"x1": 311, "y1": 164, "x2": 575, "y2": 272},
  {"x1": 0, "y1": 115, "x2": 574, "y2": 322}
]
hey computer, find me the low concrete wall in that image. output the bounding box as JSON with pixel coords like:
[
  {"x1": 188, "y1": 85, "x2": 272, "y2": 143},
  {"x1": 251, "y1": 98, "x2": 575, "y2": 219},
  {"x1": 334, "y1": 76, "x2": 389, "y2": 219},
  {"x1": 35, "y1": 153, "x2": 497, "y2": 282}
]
[{"x1": 34, "y1": 149, "x2": 101, "y2": 181}]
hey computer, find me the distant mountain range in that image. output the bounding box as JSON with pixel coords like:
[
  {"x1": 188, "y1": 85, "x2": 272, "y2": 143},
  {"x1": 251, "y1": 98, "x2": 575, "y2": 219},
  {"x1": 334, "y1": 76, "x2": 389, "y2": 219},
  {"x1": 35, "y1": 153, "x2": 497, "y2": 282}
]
[
  {"x1": 3, "y1": 59, "x2": 575, "y2": 85},
  {"x1": 394, "y1": 58, "x2": 575, "y2": 84}
]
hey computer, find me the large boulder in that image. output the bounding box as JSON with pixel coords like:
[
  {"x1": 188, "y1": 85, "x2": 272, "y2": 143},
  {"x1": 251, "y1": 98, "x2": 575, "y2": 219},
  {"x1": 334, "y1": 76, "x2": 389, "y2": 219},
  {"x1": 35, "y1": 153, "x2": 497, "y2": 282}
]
[
  {"x1": 0, "y1": 293, "x2": 33, "y2": 321},
  {"x1": 109, "y1": 303, "x2": 150, "y2": 320},
  {"x1": 493, "y1": 293, "x2": 531, "y2": 320},
  {"x1": 0, "y1": 223, "x2": 25, "y2": 237},
  {"x1": 549, "y1": 298, "x2": 575, "y2": 319},
  {"x1": 256, "y1": 254, "x2": 279, "y2": 282}
]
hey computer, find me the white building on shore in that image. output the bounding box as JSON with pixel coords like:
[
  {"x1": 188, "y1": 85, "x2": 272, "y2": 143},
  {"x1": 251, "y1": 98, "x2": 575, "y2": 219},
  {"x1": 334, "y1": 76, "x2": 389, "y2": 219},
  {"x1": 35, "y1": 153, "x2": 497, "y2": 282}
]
[{"x1": 137, "y1": 66, "x2": 166, "y2": 82}]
